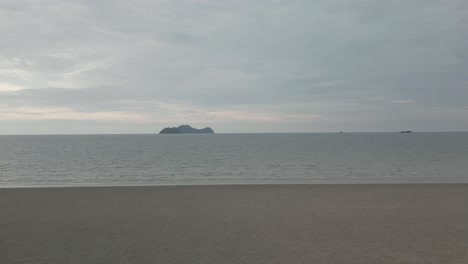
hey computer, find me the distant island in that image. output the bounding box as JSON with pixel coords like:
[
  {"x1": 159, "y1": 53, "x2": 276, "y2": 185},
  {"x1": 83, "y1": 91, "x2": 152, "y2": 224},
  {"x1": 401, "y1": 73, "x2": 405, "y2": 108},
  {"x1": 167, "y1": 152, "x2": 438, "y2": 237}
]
[
  {"x1": 400, "y1": 131, "x2": 413, "y2": 133},
  {"x1": 159, "y1": 125, "x2": 215, "y2": 134}
]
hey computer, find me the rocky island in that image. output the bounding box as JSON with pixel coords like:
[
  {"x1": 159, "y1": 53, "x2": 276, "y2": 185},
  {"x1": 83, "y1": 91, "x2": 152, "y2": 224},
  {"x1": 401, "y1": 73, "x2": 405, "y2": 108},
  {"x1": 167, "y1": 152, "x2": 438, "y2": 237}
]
[{"x1": 159, "y1": 125, "x2": 215, "y2": 134}]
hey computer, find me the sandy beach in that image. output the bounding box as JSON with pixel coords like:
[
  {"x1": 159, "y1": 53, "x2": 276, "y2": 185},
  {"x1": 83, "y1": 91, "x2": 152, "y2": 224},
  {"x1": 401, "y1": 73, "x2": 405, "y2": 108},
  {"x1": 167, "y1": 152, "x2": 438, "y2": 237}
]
[{"x1": 1, "y1": 184, "x2": 467, "y2": 263}]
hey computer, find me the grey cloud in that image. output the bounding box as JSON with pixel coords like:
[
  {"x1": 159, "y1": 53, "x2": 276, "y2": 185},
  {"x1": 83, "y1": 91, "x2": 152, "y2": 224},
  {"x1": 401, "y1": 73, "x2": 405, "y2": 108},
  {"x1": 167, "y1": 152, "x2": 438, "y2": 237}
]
[{"x1": 1, "y1": 0, "x2": 468, "y2": 133}]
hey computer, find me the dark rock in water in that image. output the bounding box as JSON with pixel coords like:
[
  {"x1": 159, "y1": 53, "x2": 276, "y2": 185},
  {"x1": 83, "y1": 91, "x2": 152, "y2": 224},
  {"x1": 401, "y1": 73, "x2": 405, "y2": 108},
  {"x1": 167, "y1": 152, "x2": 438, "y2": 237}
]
[
  {"x1": 159, "y1": 127, "x2": 182, "y2": 134},
  {"x1": 177, "y1": 125, "x2": 214, "y2": 134},
  {"x1": 400, "y1": 131, "x2": 412, "y2": 133},
  {"x1": 159, "y1": 125, "x2": 214, "y2": 134}
]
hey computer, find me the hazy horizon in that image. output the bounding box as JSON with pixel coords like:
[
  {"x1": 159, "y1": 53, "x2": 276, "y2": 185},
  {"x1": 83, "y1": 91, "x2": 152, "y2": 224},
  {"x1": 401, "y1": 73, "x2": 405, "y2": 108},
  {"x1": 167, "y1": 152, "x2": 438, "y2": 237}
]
[
  {"x1": 1, "y1": 1, "x2": 467, "y2": 134},
  {"x1": 1, "y1": 130, "x2": 468, "y2": 136}
]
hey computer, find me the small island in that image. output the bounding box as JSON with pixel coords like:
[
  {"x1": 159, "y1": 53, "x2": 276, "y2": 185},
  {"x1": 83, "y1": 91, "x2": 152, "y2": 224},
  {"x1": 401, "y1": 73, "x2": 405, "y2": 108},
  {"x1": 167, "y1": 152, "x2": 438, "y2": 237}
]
[
  {"x1": 159, "y1": 125, "x2": 215, "y2": 134},
  {"x1": 400, "y1": 131, "x2": 413, "y2": 133}
]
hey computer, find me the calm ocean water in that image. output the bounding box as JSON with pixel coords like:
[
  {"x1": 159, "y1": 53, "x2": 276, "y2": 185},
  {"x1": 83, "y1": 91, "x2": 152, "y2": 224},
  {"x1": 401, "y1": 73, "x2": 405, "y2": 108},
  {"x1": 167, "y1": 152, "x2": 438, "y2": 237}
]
[{"x1": 1, "y1": 133, "x2": 467, "y2": 187}]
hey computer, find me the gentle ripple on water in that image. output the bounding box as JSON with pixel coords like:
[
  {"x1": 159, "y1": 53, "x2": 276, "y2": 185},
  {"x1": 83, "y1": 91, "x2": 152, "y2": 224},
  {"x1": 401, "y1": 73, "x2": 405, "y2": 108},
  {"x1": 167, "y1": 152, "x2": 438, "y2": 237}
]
[{"x1": 0, "y1": 133, "x2": 467, "y2": 187}]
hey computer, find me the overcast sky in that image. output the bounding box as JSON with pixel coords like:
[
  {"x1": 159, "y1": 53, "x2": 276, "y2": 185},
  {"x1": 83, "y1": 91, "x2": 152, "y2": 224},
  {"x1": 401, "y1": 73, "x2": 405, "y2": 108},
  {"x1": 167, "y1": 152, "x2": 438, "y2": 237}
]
[{"x1": 1, "y1": 0, "x2": 467, "y2": 134}]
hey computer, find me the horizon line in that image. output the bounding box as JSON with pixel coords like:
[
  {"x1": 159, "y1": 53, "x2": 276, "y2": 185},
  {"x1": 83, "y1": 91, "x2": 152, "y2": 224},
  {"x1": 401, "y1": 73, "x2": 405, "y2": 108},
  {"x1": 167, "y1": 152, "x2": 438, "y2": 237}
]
[{"x1": 1, "y1": 131, "x2": 468, "y2": 136}]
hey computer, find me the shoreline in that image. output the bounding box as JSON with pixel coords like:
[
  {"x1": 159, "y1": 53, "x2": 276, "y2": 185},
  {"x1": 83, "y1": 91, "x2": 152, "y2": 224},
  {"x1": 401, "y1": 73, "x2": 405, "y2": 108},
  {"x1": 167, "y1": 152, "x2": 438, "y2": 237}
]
[
  {"x1": 2, "y1": 184, "x2": 467, "y2": 263},
  {"x1": 2, "y1": 181, "x2": 468, "y2": 189}
]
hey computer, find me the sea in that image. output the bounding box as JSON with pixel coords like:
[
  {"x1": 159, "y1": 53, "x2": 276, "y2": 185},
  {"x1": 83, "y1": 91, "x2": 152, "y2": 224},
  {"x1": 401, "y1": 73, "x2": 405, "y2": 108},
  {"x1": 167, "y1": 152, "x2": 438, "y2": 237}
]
[{"x1": 1, "y1": 133, "x2": 467, "y2": 187}]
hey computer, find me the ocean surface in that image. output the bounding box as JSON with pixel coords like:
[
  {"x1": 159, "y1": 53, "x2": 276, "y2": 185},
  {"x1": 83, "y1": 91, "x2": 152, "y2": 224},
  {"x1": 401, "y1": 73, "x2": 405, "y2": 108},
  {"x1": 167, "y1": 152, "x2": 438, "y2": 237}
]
[{"x1": 1, "y1": 133, "x2": 467, "y2": 187}]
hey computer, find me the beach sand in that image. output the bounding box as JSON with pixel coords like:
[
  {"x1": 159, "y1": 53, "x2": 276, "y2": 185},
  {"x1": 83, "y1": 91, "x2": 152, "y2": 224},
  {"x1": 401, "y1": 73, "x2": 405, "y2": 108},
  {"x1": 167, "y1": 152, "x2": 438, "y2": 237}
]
[{"x1": 1, "y1": 184, "x2": 467, "y2": 264}]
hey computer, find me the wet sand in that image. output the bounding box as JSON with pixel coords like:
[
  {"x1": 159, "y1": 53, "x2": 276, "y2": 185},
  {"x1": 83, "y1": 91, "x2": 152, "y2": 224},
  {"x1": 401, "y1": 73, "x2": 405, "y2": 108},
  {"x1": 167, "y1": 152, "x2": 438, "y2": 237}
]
[{"x1": 1, "y1": 184, "x2": 467, "y2": 264}]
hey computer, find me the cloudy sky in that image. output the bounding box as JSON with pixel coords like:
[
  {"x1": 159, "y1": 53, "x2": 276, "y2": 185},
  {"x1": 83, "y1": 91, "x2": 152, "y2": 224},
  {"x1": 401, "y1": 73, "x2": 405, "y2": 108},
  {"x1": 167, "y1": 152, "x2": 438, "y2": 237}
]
[{"x1": 1, "y1": 0, "x2": 467, "y2": 134}]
